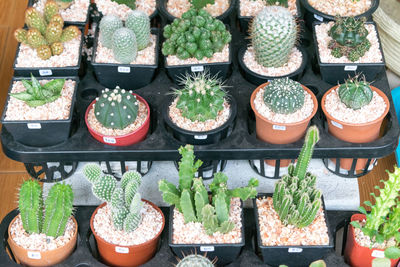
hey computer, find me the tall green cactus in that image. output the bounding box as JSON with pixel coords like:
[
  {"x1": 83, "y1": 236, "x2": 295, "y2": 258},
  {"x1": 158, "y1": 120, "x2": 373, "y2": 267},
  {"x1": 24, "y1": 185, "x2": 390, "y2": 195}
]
[
  {"x1": 19, "y1": 180, "x2": 43, "y2": 234},
  {"x1": 338, "y1": 76, "x2": 373, "y2": 110},
  {"x1": 126, "y1": 10, "x2": 150, "y2": 51},
  {"x1": 112, "y1": 27, "x2": 137, "y2": 64},
  {"x1": 99, "y1": 15, "x2": 123, "y2": 49},
  {"x1": 293, "y1": 125, "x2": 319, "y2": 180}
]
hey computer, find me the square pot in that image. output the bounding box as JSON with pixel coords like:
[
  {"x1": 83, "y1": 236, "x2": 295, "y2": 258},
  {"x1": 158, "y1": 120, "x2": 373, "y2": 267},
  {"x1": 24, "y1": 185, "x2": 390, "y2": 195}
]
[
  {"x1": 313, "y1": 21, "x2": 385, "y2": 84},
  {"x1": 253, "y1": 193, "x2": 334, "y2": 267},
  {"x1": 91, "y1": 28, "x2": 159, "y2": 89},
  {"x1": 1, "y1": 76, "x2": 78, "y2": 147}
]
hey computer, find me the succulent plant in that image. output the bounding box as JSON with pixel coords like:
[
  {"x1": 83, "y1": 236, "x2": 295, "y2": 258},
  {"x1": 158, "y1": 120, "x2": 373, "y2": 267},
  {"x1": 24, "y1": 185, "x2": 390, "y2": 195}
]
[
  {"x1": 273, "y1": 126, "x2": 322, "y2": 228},
  {"x1": 83, "y1": 163, "x2": 103, "y2": 183},
  {"x1": 111, "y1": 0, "x2": 136, "y2": 9},
  {"x1": 250, "y1": 6, "x2": 297, "y2": 67},
  {"x1": 99, "y1": 15, "x2": 123, "y2": 49},
  {"x1": 126, "y1": 10, "x2": 150, "y2": 51},
  {"x1": 9, "y1": 74, "x2": 65, "y2": 107},
  {"x1": 176, "y1": 254, "x2": 215, "y2": 267},
  {"x1": 112, "y1": 27, "x2": 137, "y2": 64},
  {"x1": 190, "y1": 0, "x2": 215, "y2": 9},
  {"x1": 328, "y1": 16, "x2": 371, "y2": 62},
  {"x1": 54, "y1": 0, "x2": 75, "y2": 9},
  {"x1": 19, "y1": 180, "x2": 43, "y2": 234},
  {"x1": 94, "y1": 87, "x2": 139, "y2": 130},
  {"x1": 159, "y1": 145, "x2": 259, "y2": 235},
  {"x1": 338, "y1": 76, "x2": 373, "y2": 110},
  {"x1": 263, "y1": 78, "x2": 305, "y2": 115}
]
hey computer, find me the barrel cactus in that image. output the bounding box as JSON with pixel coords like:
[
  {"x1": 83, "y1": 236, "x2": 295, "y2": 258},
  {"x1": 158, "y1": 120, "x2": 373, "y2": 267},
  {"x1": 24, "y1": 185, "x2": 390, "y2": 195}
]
[
  {"x1": 328, "y1": 16, "x2": 371, "y2": 62},
  {"x1": 99, "y1": 15, "x2": 123, "y2": 49},
  {"x1": 177, "y1": 254, "x2": 215, "y2": 267},
  {"x1": 250, "y1": 6, "x2": 297, "y2": 67},
  {"x1": 338, "y1": 76, "x2": 373, "y2": 110},
  {"x1": 94, "y1": 87, "x2": 139, "y2": 130},
  {"x1": 126, "y1": 10, "x2": 150, "y2": 51},
  {"x1": 112, "y1": 27, "x2": 137, "y2": 64},
  {"x1": 263, "y1": 78, "x2": 305, "y2": 115}
]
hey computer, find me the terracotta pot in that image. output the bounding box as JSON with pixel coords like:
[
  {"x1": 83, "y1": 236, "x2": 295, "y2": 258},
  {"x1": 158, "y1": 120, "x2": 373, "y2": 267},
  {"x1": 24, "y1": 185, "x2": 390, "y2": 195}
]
[
  {"x1": 85, "y1": 93, "x2": 150, "y2": 146},
  {"x1": 250, "y1": 82, "x2": 318, "y2": 167},
  {"x1": 90, "y1": 200, "x2": 165, "y2": 267},
  {"x1": 321, "y1": 85, "x2": 390, "y2": 171},
  {"x1": 344, "y1": 214, "x2": 399, "y2": 267},
  {"x1": 7, "y1": 215, "x2": 78, "y2": 267}
]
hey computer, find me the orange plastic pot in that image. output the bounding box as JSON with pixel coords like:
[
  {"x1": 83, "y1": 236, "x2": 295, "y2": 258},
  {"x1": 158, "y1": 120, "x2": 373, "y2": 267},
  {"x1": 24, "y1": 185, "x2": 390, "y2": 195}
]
[
  {"x1": 90, "y1": 200, "x2": 165, "y2": 267},
  {"x1": 250, "y1": 82, "x2": 318, "y2": 167},
  {"x1": 7, "y1": 216, "x2": 78, "y2": 267},
  {"x1": 344, "y1": 214, "x2": 399, "y2": 267},
  {"x1": 321, "y1": 85, "x2": 389, "y2": 171}
]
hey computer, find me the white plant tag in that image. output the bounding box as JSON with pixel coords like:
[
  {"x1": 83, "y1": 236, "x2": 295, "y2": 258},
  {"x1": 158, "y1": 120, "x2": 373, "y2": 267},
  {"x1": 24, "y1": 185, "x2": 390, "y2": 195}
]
[
  {"x1": 39, "y1": 69, "x2": 52, "y2": 76},
  {"x1": 27, "y1": 123, "x2": 41, "y2": 129},
  {"x1": 115, "y1": 246, "x2": 129, "y2": 253},
  {"x1": 27, "y1": 251, "x2": 41, "y2": 259},
  {"x1": 194, "y1": 135, "x2": 208, "y2": 140},
  {"x1": 344, "y1": 65, "x2": 357, "y2": 71},
  {"x1": 200, "y1": 246, "x2": 215, "y2": 252},
  {"x1": 118, "y1": 66, "x2": 131, "y2": 73},
  {"x1": 103, "y1": 137, "x2": 117, "y2": 144},
  {"x1": 314, "y1": 14, "x2": 323, "y2": 21},
  {"x1": 331, "y1": 121, "x2": 343, "y2": 129},
  {"x1": 288, "y1": 248, "x2": 303, "y2": 253},
  {"x1": 371, "y1": 250, "x2": 385, "y2": 258},
  {"x1": 273, "y1": 125, "x2": 286, "y2": 131},
  {"x1": 191, "y1": 65, "x2": 204, "y2": 72}
]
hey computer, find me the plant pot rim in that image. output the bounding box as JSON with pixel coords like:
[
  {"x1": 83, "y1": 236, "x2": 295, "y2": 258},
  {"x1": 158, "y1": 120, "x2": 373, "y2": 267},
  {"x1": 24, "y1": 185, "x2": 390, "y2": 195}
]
[
  {"x1": 237, "y1": 0, "x2": 302, "y2": 19},
  {"x1": 90, "y1": 200, "x2": 165, "y2": 248},
  {"x1": 84, "y1": 93, "x2": 150, "y2": 139},
  {"x1": 250, "y1": 82, "x2": 318, "y2": 126},
  {"x1": 321, "y1": 84, "x2": 390, "y2": 127}
]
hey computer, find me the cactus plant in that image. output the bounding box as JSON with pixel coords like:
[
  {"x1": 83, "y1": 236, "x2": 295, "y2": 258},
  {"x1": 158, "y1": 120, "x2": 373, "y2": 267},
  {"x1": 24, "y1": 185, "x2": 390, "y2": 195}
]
[
  {"x1": 176, "y1": 253, "x2": 214, "y2": 267},
  {"x1": 112, "y1": 27, "x2": 137, "y2": 64},
  {"x1": 272, "y1": 126, "x2": 322, "y2": 228},
  {"x1": 263, "y1": 78, "x2": 305, "y2": 115},
  {"x1": 94, "y1": 87, "x2": 139, "y2": 130},
  {"x1": 9, "y1": 74, "x2": 65, "y2": 107},
  {"x1": 111, "y1": 0, "x2": 136, "y2": 9},
  {"x1": 44, "y1": 1, "x2": 59, "y2": 23},
  {"x1": 338, "y1": 76, "x2": 373, "y2": 110},
  {"x1": 250, "y1": 6, "x2": 297, "y2": 67},
  {"x1": 328, "y1": 16, "x2": 371, "y2": 62},
  {"x1": 173, "y1": 72, "x2": 227, "y2": 122},
  {"x1": 126, "y1": 10, "x2": 150, "y2": 51},
  {"x1": 19, "y1": 180, "x2": 43, "y2": 234},
  {"x1": 99, "y1": 15, "x2": 123, "y2": 49},
  {"x1": 158, "y1": 145, "x2": 259, "y2": 235}
]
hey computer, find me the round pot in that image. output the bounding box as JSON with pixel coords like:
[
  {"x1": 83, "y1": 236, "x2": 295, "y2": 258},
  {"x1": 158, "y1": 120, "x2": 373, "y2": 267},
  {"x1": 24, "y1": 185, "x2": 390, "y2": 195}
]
[
  {"x1": 321, "y1": 85, "x2": 389, "y2": 170},
  {"x1": 344, "y1": 214, "x2": 399, "y2": 267},
  {"x1": 90, "y1": 200, "x2": 165, "y2": 267},
  {"x1": 7, "y1": 215, "x2": 78, "y2": 267},
  {"x1": 85, "y1": 93, "x2": 150, "y2": 146}
]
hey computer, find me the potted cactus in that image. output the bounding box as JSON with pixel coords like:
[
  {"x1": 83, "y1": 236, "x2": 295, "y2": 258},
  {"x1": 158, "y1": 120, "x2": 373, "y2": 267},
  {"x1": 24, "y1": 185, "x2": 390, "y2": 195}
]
[
  {"x1": 344, "y1": 166, "x2": 400, "y2": 267},
  {"x1": 85, "y1": 86, "x2": 150, "y2": 146},
  {"x1": 7, "y1": 180, "x2": 77, "y2": 267},
  {"x1": 1, "y1": 75, "x2": 78, "y2": 147},
  {"x1": 238, "y1": 5, "x2": 307, "y2": 85},
  {"x1": 321, "y1": 76, "x2": 389, "y2": 171},
  {"x1": 13, "y1": 3, "x2": 83, "y2": 77},
  {"x1": 313, "y1": 16, "x2": 385, "y2": 84},
  {"x1": 94, "y1": 0, "x2": 157, "y2": 21},
  {"x1": 84, "y1": 164, "x2": 165, "y2": 267},
  {"x1": 158, "y1": 145, "x2": 259, "y2": 265},
  {"x1": 254, "y1": 126, "x2": 333, "y2": 266},
  {"x1": 91, "y1": 11, "x2": 159, "y2": 89},
  {"x1": 161, "y1": 0, "x2": 232, "y2": 84}
]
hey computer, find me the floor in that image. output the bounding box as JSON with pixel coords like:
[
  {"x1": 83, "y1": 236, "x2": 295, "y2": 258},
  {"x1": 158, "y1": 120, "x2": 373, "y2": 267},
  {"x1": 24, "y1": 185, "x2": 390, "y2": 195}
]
[{"x1": 0, "y1": 1, "x2": 398, "y2": 223}]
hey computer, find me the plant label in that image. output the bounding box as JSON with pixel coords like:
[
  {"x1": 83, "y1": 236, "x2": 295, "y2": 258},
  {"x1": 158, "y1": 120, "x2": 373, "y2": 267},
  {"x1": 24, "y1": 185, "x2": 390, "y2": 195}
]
[
  {"x1": 344, "y1": 65, "x2": 357, "y2": 71},
  {"x1": 27, "y1": 123, "x2": 41, "y2": 129},
  {"x1": 331, "y1": 121, "x2": 343, "y2": 129},
  {"x1": 288, "y1": 248, "x2": 303, "y2": 253},
  {"x1": 27, "y1": 251, "x2": 41, "y2": 259},
  {"x1": 314, "y1": 14, "x2": 323, "y2": 22},
  {"x1": 191, "y1": 65, "x2": 204, "y2": 72},
  {"x1": 194, "y1": 135, "x2": 208, "y2": 140},
  {"x1": 39, "y1": 69, "x2": 52, "y2": 76},
  {"x1": 371, "y1": 250, "x2": 385, "y2": 258},
  {"x1": 200, "y1": 246, "x2": 215, "y2": 252},
  {"x1": 115, "y1": 246, "x2": 129, "y2": 254},
  {"x1": 273, "y1": 125, "x2": 286, "y2": 131},
  {"x1": 118, "y1": 66, "x2": 131, "y2": 73},
  {"x1": 103, "y1": 137, "x2": 117, "y2": 144}
]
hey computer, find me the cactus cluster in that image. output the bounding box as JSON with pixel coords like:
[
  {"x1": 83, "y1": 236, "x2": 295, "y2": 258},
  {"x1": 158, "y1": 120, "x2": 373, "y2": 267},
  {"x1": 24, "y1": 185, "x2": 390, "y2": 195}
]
[
  {"x1": 54, "y1": 0, "x2": 75, "y2": 9},
  {"x1": 263, "y1": 78, "x2": 305, "y2": 115},
  {"x1": 84, "y1": 164, "x2": 144, "y2": 232},
  {"x1": 93, "y1": 87, "x2": 139, "y2": 130},
  {"x1": 14, "y1": 2, "x2": 80, "y2": 60},
  {"x1": 250, "y1": 6, "x2": 297, "y2": 67},
  {"x1": 159, "y1": 145, "x2": 259, "y2": 235},
  {"x1": 111, "y1": 0, "x2": 136, "y2": 9},
  {"x1": 174, "y1": 72, "x2": 226, "y2": 122},
  {"x1": 273, "y1": 126, "x2": 322, "y2": 228},
  {"x1": 99, "y1": 11, "x2": 150, "y2": 64},
  {"x1": 338, "y1": 76, "x2": 373, "y2": 110},
  {"x1": 9, "y1": 74, "x2": 65, "y2": 107},
  {"x1": 176, "y1": 254, "x2": 214, "y2": 267},
  {"x1": 328, "y1": 16, "x2": 371, "y2": 62},
  {"x1": 18, "y1": 180, "x2": 74, "y2": 238}
]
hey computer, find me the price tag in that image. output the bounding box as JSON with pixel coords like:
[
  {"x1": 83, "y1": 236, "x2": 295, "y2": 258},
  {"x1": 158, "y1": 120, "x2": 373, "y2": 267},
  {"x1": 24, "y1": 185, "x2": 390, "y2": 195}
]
[
  {"x1": 27, "y1": 123, "x2": 41, "y2": 129},
  {"x1": 200, "y1": 246, "x2": 215, "y2": 252},
  {"x1": 371, "y1": 250, "x2": 385, "y2": 258},
  {"x1": 194, "y1": 135, "x2": 208, "y2": 140},
  {"x1": 103, "y1": 137, "x2": 117, "y2": 144},
  {"x1": 118, "y1": 66, "x2": 131, "y2": 73},
  {"x1": 288, "y1": 247, "x2": 303, "y2": 253},
  {"x1": 273, "y1": 125, "x2": 286, "y2": 131},
  {"x1": 331, "y1": 121, "x2": 343, "y2": 129},
  {"x1": 344, "y1": 65, "x2": 357, "y2": 71},
  {"x1": 191, "y1": 65, "x2": 204, "y2": 72},
  {"x1": 27, "y1": 251, "x2": 41, "y2": 259},
  {"x1": 39, "y1": 69, "x2": 52, "y2": 76},
  {"x1": 314, "y1": 14, "x2": 323, "y2": 22},
  {"x1": 115, "y1": 246, "x2": 129, "y2": 254}
]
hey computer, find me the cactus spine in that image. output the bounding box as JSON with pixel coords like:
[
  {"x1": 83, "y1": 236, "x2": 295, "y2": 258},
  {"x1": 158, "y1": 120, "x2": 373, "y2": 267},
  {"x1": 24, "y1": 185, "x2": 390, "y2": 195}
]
[
  {"x1": 338, "y1": 76, "x2": 373, "y2": 110},
  {"x1": 99, "y1": 15, "x2": 123, "y2": 49},
  {"x1": 126, "y1": 10, "x2": 150, "y2": 51},
  {"x1": 19, "y1": 180, "x2": 43, "y2": 234},
  {"x1": 112, "y1": 27, "x2": 137, "y2": 64},
  {"x1": 176, "y1": 254, "x2": 214, "y2": 267}
]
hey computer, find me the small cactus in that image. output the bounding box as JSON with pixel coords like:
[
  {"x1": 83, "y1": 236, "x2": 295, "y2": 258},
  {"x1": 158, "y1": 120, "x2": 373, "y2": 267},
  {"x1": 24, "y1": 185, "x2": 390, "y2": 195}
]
[
  {"x1": 51, "y1": 42, "x2": 64, "y2": 55},
  {"x1": 59, "y1": 25, "x2": 80, "y2": 43},
  {"x1": 83, "y1": 163, "x2": 102, "y2": 183},
  {"x1": 126, "y1": 10, "x2": 150, "y2": 51},
  {"x1": 44, "y1": 1, "x2": 59, "y2": 23},
  {"x1": 19, "y1": 180, "x2": 43, "y2": 234},
  {"x1": 14, "y1": 29, "x2": 28, "y2": 44},
  {"x1": 25, "y1": 7, "x2": 47, "y2": 35},
  {"x1": 45, "y1": 21, "x2": 63, "y2": 44},
  {"x1": 338, "y1": 76, "x2": 373, "y2": 110},
  {"x1": 112, "y1": 27, "x2": 137, "y2": 64},
  {"x1": 27, "y1": 29, "x2": 47, "y2": 49},
  {"x1": 92, "y1": 174, "x2": 117, "y2": 202},
  {"x1": 121, "y1": 171, "x2": 142, "y2": 191},
  {"x1": 176, "y1": 254, "x2": 214, "y2": 267},
  {"x1": 99, "y1": 15, "x2": 123, "y2": 49}
]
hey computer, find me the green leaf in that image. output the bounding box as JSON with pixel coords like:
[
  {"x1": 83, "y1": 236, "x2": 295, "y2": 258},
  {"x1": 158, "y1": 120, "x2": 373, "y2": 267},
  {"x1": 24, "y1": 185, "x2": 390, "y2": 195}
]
[
  {"x1": 350, "y1": 221, "x2": 361, "y2": 229},
  {"x1": 30, "y1": 74, "x2": 42, "y2": 99},
  {"x1": 26, "y1": 100, "x2": 46, "y2": 107},
  {"x1": 45, "y1": 94, "x2": 61, "y2": 104},
  {"x1": 21, "y1": 79, "x2": 34, "y2": 94},
  {"x1": 384, "y1": 246, "x2": 400, "y2": 259},
  {"x1": 364, "y1": 201, "x2": 372, "y2": 207},
  {"x1": 358, "y1": 206, "x2": 367, "y2": 215},
  {"x1": 9, "y1": 92, "x2": 34, "y2": 101},
  {"x1": 42, "y1": 79, "x2": 65, "y2": 94}
]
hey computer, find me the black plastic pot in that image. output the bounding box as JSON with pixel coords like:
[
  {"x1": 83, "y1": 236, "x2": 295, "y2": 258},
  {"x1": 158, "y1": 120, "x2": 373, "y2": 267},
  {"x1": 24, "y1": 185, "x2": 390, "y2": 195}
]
[
  {"x1": 163, "y1": 95, "x2": 237, "y2": 145},
  {"x1": 238, "y1": 45, "x2": 308, "y2": 85},
  {"x1": 1, "y1": 76, "x2": 78, "y2": 147},
  {"x1": 168, "y1": 202, "x2": 245, "y2": 266},
  {"x1": 253, "y1": 193, "x2": 334, "y2": 267},
  {"x1": 91, "y1": 28, "x2": 159, "y2": 89},
  {"x1": 313, "y1": 21, "x2": 385, "y2": 84}
]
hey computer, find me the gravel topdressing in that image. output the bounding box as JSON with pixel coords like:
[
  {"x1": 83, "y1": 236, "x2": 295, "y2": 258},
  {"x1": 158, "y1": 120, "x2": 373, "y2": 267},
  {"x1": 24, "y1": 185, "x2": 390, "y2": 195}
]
[
  {"x1": 239, "y1": 0, "x2": 298, "y2": 17},
  {"x1": 353, "y1": 219, "x2": 397, "y2": 249},
  {"x1": 308, "y1": 0, "x2": 371, "y2": 17},
  {"x1": 166, "y1": 44, "x2": 230, "y2": 66},
  {"x1": 95, "y1": 0, "x2": 156, "y2": 20},
  {"x1": 167, "y1": 0, "x2": 229, "y2": 17},
  {"x1": 33, "y1": 0, "x2": 90, "y2": 22}
]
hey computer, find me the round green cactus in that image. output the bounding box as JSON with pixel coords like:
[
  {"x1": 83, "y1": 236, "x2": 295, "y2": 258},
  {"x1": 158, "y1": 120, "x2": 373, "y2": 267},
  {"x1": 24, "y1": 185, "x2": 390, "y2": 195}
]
[
  {"x1": 99, "y1": 15, "x2": 123, "y2": 49},
  {"x1": 176, "y1": 254, "x2": 214, "y2": 267},
  {"x1": 94, "y1": 87, "x2": 139, "y2": 130},
  {"x1": 92, "y1": 174, "x2": 117, "y2": 202},
  {"x1": 338, "y1": 77, "x2": 373, "y2": 110},
  {"x1": 263, "y1": 78, "x2": 305, "y2": 115},
  {"x1": 125, "y1": 10, "x2": 150, "y2": 51},
  {"x1": 112, "y1": 27, "x2": 137, "y2": 64}
]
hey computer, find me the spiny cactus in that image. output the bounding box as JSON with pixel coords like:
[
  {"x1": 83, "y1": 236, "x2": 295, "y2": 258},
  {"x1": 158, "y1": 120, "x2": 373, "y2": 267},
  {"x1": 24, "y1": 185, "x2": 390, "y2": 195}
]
[
  {"x1": 83, "y1": 163, "x2": 102, "y2": 183},
  {"x1": 176, "y1": 253, "x2": 214, "y2": 267},
  {"x1": 328, "y1": 16, "x2": 371, "y2": 62},
  {"x1": 158, "y1": 145, "x2": 259, "y2": 235},
  {"x1": 338, "y1": 76, "x2": 373, "y2": 110},
  {"x1": 126, "y1": 10, "x2": 150, "y2": 51},
  {"x1": 112, "y1": 27, "x2": 137, "y2": 64},
  {"x1": 9, "y1": 74, "x2": 65, "y2": 107},
  {"x1": 174, "y1": 72, "x2": 226, "y2": 122},
  {"x1": 54, "y1": 0, "x2": 75, "y2": 10},
  {"x1": 94, "y1": 87, "x2": 139, "y2": 130},
  {"x1": 25, "y1": 7, "x2": 47, "y2": 35},
  {"x1": 99, "y1": 15, "x2": 123, "y2": 49},
  {"x1": 121, "y1": 170, "x2": 142, "y2": 190},
  {"x1": 273, "y1": 126, "x2": 322, "y2": 228},
  {"x1": 44, "y1": 1, "x2": 59, "y2": 23},
  {"x1": 111, "y1": 0, "x2": 136, "y2": 9},
  {"x1": 263, "y1": 78, "x2": 305, "y2": 115},
  {"x1": 250, "y1": 6, "x2": 297, "y2": 67},
  {"x1": 19, "y1": 180, "x2": 43, "y2": 234}
]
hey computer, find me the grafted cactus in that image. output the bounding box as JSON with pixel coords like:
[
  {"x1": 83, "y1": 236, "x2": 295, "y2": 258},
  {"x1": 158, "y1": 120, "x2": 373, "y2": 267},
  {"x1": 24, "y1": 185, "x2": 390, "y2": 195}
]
[
  {"x1": 126, "y1": 10, "x2": 150, "y2": 51},
  {"x1": 19, "y1": 180, "x2": 43, "y2": 234},
  {"x1": 99, "y1": 15, "x2": 123, "y2": 49},
  {"x1": 338, "y1": 76, "x2": 373, "y2": 110},
  {"x1": 176, "y1": 253, "x2": 214, "y2": 267}
]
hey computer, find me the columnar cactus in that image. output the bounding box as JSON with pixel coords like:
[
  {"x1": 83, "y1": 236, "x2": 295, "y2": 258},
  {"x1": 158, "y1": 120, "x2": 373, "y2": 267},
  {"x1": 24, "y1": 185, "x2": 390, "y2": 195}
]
[
  {"x1": 328, "y1": 16, "x2": 371, "y2": 62},
  {"x1": 126, "y1": 10, "x2": 150, "y2": 51},
  {"x1": 19, "y1": 180, "x2": 43, "y2": 234},
  {"x1": 263, "y1": 78, "x2": 305, "y2": 115},
  {"x1": 99, "y1": 15, "x2": 123, "y2": 49},
  {"x1": 250, "y1": 6, "x2": 297, "y2": 67},
  {"x1": 338, "y1": 76, "x2": 373, "y2": 110},
  {"x1": 112, "y1": 27, "x2": 137, "y2": 64},
  {"x1": 273, "y1": 126, "x2": 322, "y2": 228},
  {"x1": 176, "y1": 254, "x2": 214, "y2": 267},
  {"x1": 94, "y1": 87, "x2": 139, "y2": 130}
]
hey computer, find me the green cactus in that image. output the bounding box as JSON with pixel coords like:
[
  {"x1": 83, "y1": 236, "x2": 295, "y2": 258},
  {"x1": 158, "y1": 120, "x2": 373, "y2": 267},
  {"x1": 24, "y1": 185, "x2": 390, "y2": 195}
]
[
  {"x1": 44, "y1": 1, "x2": 59, "y2": 23},
  {"x1": 112, "y1": 27, "x2": 137, "y2": 64},
  {"x1": 124, "y1": 212, "x2": 142, "y2": 232},
  {"x1": 126, "y1": 10, "x2": 150, "y2": 51},
  {"x1": 121, "y1": 171, "x2": 142, "y2": 191},
  {"x1": 111, "y1": 0, "x2": 136, "y2": 9},
  {"x1": 92, "y1": 174, "x2": 117, "y2": 202},
  {"x1": 83, "y1": 163, "x2": 102, "y2": 183},
  {"x1": 129, "y1": 192, "x2": 143, "y2": 214},
  {"x1": 190, "y1": 0, "x2": 215, "y2": 9},
  {"x1": 263, "y1": 78, "x2": 305, "y2": 115},
  {"x1": 14, "y1": 29, "x2": 28, "y2": 44},
  {"x1": 111, "y1": 188, "x2": 128, "y2": 230},
  {"x1": 250, "y1": 6, "x2": 297, "y2": 67},
  {"x1": 125, "y1": 180, "x2": 139, "y2": 205},
  {"x1": 19, "y1": 180, "x2": 43, "y2": 234},
  {"x1": 59, "y1": 25, "x2": 80, "y2": 43},
  {"x1": 338, "y1": 76, "x2": 373, "y2": 110},
  {"x1": 328, "y1": 16, "x2": 371, "y2": 62},
  {"x1": 176, "y1": 254, "x2": 214, "y2": 267},
  {"x1": 99, "y1": 15, "x2": 123, "y2": 49},
  {"x1": 27, "y1": 29, "x2": 48, "y2": 49},
  {"x1": 25, "y1": 7, "x2": 47, "y2": 35},
  {"x1": 54, "y1": 0, "x2": 75, "y2": 10},
  {"x1": 51, "y1": 42, "x2": 64, "y2": 55},
  {"x1": 94, "y1": 87, "x2": 139, "y2": 130},
  {"x1": 45, "y1": 21, "x2": 63, "y2": 44}
]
